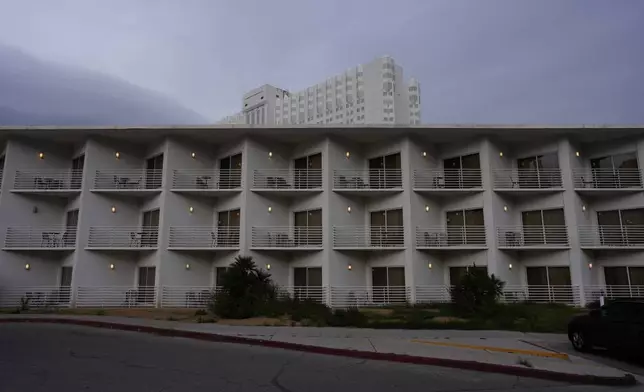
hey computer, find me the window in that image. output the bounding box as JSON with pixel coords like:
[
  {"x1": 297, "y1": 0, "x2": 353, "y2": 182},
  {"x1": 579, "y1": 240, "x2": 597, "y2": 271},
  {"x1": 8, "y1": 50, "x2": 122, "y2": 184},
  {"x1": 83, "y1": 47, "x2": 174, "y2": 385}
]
[
  {"x1": 597, "y1": 208, "x2": 644, "y2": 245},
  {"x1": 293, "y1": 153, "x2": 322, "y2": 189},
  {"x1": 520, "y1": 208, "x2": 567, "y2": 245},
  {"x1": 293, "y1": 209, "x2": 322, "y2": 246},
  {"x1": 604, "y1": 267, "x2": 644, "y2": 297},
  {"x1": 145, "y1": 154, "x2": 164, "y2": 189},
  {"x1": 443, "y1": 153, "x2": 482, "y2": 189},
  {"x1": 137, "y1": 267, "x2": 156, "y2": 304},
  {"x1": 516, "y1": 153, "x2": 561, "y2": 188},
  {"x1": 368, "y1": 152, "x2": 402, "y2": 189},
  {"x1": 370, "y1": 208, "x2": 403, "y2": 247},
  {"x1": 215, "y1": 267, "x2": 228, "y2": 287},
  {"x1": 59, "y1": 266, "x2": 73, "y2": 303},
  {"x1": 526, "y1": 266, "x2": 573, "y2": 303},
  {"x1": 217, "y1": 209, "x2": 240, "y2": 247},
  {"x1": 71, "y1": 154, "x2": 84, "y2": 189},
  {"x1": 64, "y1": 209, "x2": 79, "y2": 247},
  {"x1": 293, "y1": 267, "x2": 323, "y2": 302},
  {"x1": 372, "y1": 267, "x2": 406, "y2": 304},
  {"x1": 219, "y1": 153, "x2": 242, "y2": 189},
  {"x1": 141, "y1": 209, "x2": 160, "y2": 247},
  {"x1": 445, "y1": 208, "x2": 485, "y2": 245},
  {"x1": 590, "y1": 152, "x2": 641, "y2": 188}
]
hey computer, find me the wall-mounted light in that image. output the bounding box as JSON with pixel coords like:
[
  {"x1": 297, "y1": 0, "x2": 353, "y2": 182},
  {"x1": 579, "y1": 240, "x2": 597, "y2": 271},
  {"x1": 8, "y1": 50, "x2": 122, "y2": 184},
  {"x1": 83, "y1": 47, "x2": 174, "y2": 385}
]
[
  {"x1": 109, "y1": 263, "x2": 115, "y2": 270},
  {"x1": 347, "y1": 206, "x2": 351, "y2": 213},
  {"x1": 503, "y1": 206, "x2": 508, "y2": 212},
  {"x1": 575, "y1": 151, "x2": 580, "y2": 157},
  {"x1": 24, "y1": 263, "x2": 31, "y2": 271},
  {"x1": 427, "y1": 263, "x2": 432, "y2": 269},
  {"x1": 499, "y1": 152, "x2": 504, "y2": 157},
  {"x1": 508, "y1": 264, "x2": 513, "y2": 270},
  {"x1": 267, "y1": 206, "x2": 272, "y2": 213},
  {"x1": 185, "y1": 263, "x2": 191, "y2": 270},
  {"x1": 345, "y1": 151, "x2": 350, "y2": 158},
  {"x1": 38, "y1": 152, "x2": 44, "y2": 159},
  {"x1": 111, "y1": 206, "x2": 117, "y2": 213},
  {"x1": 422, "y1": 151, "x2": 427, "y2": 157},
  {"x1": 588, "y1": 263, "x2": 593, "y2": 269},
  {"x1": 191, "y1": 152, "x2": 196, "y2": 159},
  {"x1": 582, "y1": 205, "x2": 587, "y2": 212},
  {"x1": 115, "y1": 152, "x2": 120, "y2": 159},
  {"x1": 425, "y1": 205, "x2": 430, "y2": 212},
  {"x1": 189, "y1": 206, "x2": 194, "y2": 213},
  {"x1": 347, "y1": 264, "x2": 352, "y2": 271},
  {"x1": 268, "y1": 152, "x2": 273, "y2": 158},
  {"x1": 266, "y1": 264, "x2": 271, "y2": 270}
]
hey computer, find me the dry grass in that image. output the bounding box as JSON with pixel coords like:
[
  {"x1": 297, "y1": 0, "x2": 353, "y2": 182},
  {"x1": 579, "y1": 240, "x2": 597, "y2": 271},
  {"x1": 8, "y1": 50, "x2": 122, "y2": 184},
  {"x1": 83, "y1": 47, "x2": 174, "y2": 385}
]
[
  {"x1": 431, "y1": 316, "x2": 468, "y2": 323},
  {"x1": 216, "y1": 317, "x2": 291, "y2": 326}
]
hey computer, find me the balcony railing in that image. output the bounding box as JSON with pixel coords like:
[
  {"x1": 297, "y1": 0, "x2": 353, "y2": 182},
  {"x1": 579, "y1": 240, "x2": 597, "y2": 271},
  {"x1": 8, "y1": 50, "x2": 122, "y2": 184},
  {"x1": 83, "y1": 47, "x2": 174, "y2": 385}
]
[
  {"x1": 497, "y1": 225, "x2": 569, "y2": 248},
  {"x1": 87, "y1": 226, "x2": 159, "y2": 249},
  {"x1": 13, "y1": 169, "x2": 83, "y2": 191},
  {"x1": 251, "y1": 226, "x2": 323, "y2": 248},
  {"x1": 492, "y1": 168, "x2": 563, "y2": 190},
  {"x1": 415, "y1": 226, "x2": 486, "y2": 248},
  {"x1": 76, "y1": 286, "x2": 157, "y2": 308},
  {"x1": 585, "y1": 285, "x2": 644, "y2": 303},
  {"x1": 160, "y1": 286, "x2": 216, "y2": 308},
  {"x1": 333, "y1": 226, "x2": 405, "y2": 248},
  {"x1": 168, "y1": 226, "x2": 240, "y2": 249},
  {"x1": 333, "y1": 169, "x2": 402, "y2": 190},
  {"x1": 413, "y1": 169, "x2": 483, "y2": 190},
  {"x1": 502, "y1": 285, "x2": 581, "y2": 305},
  {"x1": 573, "y1": 168, "x2": 643, "y2": 189},
  {"x1": 0, "y1": 286, "x2": 72, "y2": 308},
  {"x1": 172, "y1": 169, "x2": 242, "y2": 190},
  {"x1": 252, "y1": 168, "x2": 322, "y2": 190},
  {"x1": 93, "y1": 169, "x2": 162, "y2": 190},
  {"x1": 4, "y1": 226, "x2": 77, "y2": 249},
  {"x1": 328, "y1": 286, "x2": 409, "y2": 307},
  {"x1": 578, "y1": 225, "x2": 644, "y2": 248}
]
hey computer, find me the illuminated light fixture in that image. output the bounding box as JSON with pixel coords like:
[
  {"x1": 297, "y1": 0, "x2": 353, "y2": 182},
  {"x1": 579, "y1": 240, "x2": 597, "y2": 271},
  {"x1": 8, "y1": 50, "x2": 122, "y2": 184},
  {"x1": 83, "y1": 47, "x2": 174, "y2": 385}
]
[
  {"x1": 582, "y1": 205, "x2": 587, "y2": 212},
  {"x1": 422, "y1": 151, "x2": 427, "y2": 157},
  {"x1": 185, "y1": 263, "x2": 190, "y2": 270},
  {"x1": 191, "y1": 152, "x2": 196, "y2": 159},
  {"x1": 588, "y1": 263, "x2": 593, "y2": 269},
  {"x1": 427, "y1": 263, "x2": 432, "y2": 269},
  {"x1": 111, "y1": 206, "x2": 117, "y2": 213},
  {"x1": 189, "y1": 206, "x2": 194, "y2": 213},
  {"x1": 575, "y1": 151, "x2": 580, "y2": 157},
  {"x1": 503, "y1": 206, "x2": 508, "y2": 212},
  {"x1": 25, "y1": 263, "x2": 31, "y2": 271},
  {"x1": 267, "y1": 206, "x2": 272, "y2": 213},
  {"x1": 268, "y1": 152, "x2": 273, "y2": 158},
  {"x1": 499, "y1": 152, "x2": 503, "y2": 157},
  {"x1": 115, "y1": 152, "x2": 120, "y2": 159},
  {"x1": 425, "y1": 205, "x2": 430, "y2": 212},
  {"x1": 347, "y1": 206, "x2": 351, "y2": 213},
  {"x1": 266, "y1": 264, "x2": 271, "y2": 270},
  {"x1": 347, "y1": 264, "x2": 352, "y2": 270},
  {"x1": 345, "y1": 151, "x2": 350, "y2": 158},
  {"x1": 38, "y1": 152, "x2": 44, "y2": 159},
  {"x1": 109, "y1": 263, "x2": 115, "y2": 270},
  {"x1": 508, "y1": 264, "x2": 513, "y2": 270}
]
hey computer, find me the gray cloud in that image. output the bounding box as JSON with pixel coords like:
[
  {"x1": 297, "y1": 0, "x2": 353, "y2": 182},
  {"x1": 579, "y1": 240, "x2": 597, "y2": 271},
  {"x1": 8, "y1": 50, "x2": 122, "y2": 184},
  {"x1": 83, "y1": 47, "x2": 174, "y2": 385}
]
[{"x1": 0, "y1": 0, "x2": 642, "y2": 124}]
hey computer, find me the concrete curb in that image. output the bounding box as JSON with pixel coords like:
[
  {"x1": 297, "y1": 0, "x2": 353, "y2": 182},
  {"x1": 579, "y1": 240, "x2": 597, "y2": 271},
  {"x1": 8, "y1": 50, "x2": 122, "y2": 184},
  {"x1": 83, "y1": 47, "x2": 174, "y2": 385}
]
[{"x1": 0, "y1": 317, "x2": 637, "y2": 387}]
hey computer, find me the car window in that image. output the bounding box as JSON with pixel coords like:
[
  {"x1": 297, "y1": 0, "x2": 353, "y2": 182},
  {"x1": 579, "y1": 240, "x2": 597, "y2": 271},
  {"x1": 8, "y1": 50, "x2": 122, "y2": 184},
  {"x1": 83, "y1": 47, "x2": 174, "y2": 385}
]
[{"x1": 604, "y1": 302, "x2": 634, "y2": 321}]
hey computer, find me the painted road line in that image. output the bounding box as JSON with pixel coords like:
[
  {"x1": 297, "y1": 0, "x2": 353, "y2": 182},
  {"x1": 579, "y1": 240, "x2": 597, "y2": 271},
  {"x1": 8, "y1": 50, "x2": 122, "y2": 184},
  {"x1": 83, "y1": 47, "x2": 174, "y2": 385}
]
[{"x1": 410, "y1": 339, "x2": 570, "y2": 360}]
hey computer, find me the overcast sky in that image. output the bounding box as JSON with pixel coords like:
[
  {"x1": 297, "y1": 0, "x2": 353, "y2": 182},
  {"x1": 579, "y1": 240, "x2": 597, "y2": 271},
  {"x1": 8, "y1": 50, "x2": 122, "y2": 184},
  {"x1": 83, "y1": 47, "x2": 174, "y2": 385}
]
[{"x1": 0, "y1": 0, "x2": 642, "y2": 124}]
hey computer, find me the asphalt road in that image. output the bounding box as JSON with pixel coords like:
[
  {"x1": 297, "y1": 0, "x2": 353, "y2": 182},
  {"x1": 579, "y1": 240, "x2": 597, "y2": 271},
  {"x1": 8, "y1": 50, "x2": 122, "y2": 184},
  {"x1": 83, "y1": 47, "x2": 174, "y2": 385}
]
[{"x1": 0, "y1": 324, "x2": 636, "y2": 392}]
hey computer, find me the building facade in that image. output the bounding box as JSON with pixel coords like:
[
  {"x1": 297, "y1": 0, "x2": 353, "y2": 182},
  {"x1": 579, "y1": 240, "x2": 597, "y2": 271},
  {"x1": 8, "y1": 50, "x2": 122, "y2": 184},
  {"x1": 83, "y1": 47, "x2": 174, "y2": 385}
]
[
  {"x1": 217, "y1": 56, "x2": 421, "y2": 126},
  {"x1": 0, "y1": 125, "x2": 643, "y2": 308}
]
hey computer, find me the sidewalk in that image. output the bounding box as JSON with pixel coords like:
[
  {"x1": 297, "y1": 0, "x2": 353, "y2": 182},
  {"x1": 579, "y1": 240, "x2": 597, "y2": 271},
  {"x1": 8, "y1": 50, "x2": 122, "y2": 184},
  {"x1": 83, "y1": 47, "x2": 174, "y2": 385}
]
[{"x1": 0, "y1": 314, "x2": 637, "y2": 386}]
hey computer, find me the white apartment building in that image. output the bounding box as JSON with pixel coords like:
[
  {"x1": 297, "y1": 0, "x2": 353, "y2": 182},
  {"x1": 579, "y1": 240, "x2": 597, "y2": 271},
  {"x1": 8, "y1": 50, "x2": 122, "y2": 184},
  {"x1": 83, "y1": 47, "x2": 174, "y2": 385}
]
[
  {"x1": 216, "y1": 56, "x2": 421, "y2": 126},
  {"x1": 0, "y1": 124, "x2": 643, "y2": 309}
]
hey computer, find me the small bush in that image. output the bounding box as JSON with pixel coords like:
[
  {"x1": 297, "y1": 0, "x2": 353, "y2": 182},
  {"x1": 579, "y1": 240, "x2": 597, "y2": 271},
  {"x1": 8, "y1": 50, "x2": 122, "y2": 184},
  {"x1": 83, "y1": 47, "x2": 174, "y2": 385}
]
[
  {"x1": 194, "y1": 309, "x2": 207, "y2": 316},
  {"x1": 450, "y1": 267, "x2": 504, "y2": 315},
  {"x1": 95, "y1": 309, "x2": 106, "y2": 316},
  {"x1": 328, "y1": 307, "x2": 368, "y2": 327}
]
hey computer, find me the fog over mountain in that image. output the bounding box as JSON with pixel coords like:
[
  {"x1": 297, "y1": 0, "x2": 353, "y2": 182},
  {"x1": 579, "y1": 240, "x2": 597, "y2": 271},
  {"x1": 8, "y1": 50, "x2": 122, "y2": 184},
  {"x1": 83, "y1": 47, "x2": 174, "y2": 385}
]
[{"x1": 0, "y1": 44, "x2": 207, "y2": 126}]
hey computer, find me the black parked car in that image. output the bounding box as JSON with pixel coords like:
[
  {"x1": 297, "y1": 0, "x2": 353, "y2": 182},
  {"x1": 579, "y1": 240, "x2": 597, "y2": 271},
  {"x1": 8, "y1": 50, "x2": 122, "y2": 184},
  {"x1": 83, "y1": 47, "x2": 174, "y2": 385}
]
[{"x1": 568, "y1": 299, "x2": 644, "y2": 355}]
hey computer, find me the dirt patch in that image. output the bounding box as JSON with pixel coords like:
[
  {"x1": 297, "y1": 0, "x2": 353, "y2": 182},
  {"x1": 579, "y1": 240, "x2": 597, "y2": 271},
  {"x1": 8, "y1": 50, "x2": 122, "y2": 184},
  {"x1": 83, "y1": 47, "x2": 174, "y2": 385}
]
[
  {"x1": 431, "y1": 316, "x2": 468, "y2": 323},
  {"x1": 360, "y1": 308, "x2": 395, "y2": 316},
  {"x1": 216, "y1": 317, "x2": 290, "y2": 326}
]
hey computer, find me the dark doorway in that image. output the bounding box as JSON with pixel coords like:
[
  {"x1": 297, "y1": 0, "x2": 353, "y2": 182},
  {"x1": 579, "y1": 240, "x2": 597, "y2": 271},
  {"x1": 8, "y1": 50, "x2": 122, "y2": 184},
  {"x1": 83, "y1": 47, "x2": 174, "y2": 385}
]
[{"x1": 145, "y1": 154, "x2": 164, "y2": 189}]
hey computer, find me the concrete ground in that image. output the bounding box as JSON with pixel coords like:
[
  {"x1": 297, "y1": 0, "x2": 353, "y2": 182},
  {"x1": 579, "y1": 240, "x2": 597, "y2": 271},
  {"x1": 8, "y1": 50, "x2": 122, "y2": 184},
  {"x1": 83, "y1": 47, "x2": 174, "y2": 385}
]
[{"x1": 0, "y1": 323, "x2": 636, "y2": 392}]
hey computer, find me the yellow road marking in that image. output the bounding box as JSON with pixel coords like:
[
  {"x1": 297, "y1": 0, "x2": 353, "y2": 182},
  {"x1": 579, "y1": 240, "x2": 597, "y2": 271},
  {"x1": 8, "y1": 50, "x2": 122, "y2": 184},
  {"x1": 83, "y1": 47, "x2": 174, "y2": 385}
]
[{"x1": 410, "y1": 339, "x2": 569, "y2": 360}]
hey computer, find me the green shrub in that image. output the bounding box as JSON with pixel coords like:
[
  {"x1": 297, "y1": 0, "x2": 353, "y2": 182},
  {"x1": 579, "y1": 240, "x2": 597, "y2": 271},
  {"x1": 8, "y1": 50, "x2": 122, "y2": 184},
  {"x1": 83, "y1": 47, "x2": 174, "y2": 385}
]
[
  {"x1": 450, "y1": 266, "x2": 504, "y2": 315},
  {"x1": 328, "y1": 307, "x2": 368, "y2": 327}
]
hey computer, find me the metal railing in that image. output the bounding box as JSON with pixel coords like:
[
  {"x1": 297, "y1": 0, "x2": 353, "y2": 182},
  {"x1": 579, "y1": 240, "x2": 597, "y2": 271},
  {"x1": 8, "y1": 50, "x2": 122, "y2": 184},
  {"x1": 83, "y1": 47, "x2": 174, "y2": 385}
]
[
  {"x1": 585, "y1": 285, "x2": 644, "y2": 303},
  {"x1": 415, "y1": 286, "x2": 452, "y2": 303},
  {"x1": 93, "y1": 169, "x2": 163, "y2": 190},
  {"x1": 502, "y1": 285, "x2": 581, "y2": 305},
  {"x1": 87, "y1": 226, "x2": 159, "y2": 248},
  {"x1": 497, "y1": 225, "x2": 569, "y2": 247},
  {"x1": 13, "y1": 169, "x2": 83, "y2": 191},
  {"x1": 251, "y1": 226, "x2": 323, "y2": 248},
  {"x1": 4, "y1": 226, "x2": 77, "y2": 249},
  {"x1": 573, "y1": 168, "x2": 643, "y2": 189},
  {"x1": 280, "y1": 286, "x2": 327, "y2": 303},
  {"x1": 0, "y1": 286, "x2": 72, "y2": 308},
  {"x1": 168, "y1": 226, "x2": 240, "y2": 248},
  {"x1": 329, "y1": 286, "x2": 410, "y2": 307},
  {"x1": 579, "y1": 225, "x2": 644, "y2": 248},
  {"x1": 416, "y1": 226, "x2": 486, "y2": 248},
  {"x1": 413, "y1": 169, "x2": 483, "y2": 190},
  {"x1": 172, "y1": 169, "x2": 242, "y2": 190},
  {"x1": 76, "y1": 286, "x2": 157, "y2": 308},
  {"x1": 333, "y1": 226, "x2": 405, "y2": 248},
  {"x1": 492, "y1": 168, "x2": 563, "y2": 190},
  {"x1": 253, "y1": 169, "x2": 322, "y2": 190},
  {"x1": 160, "y1": 286, "x2": 216, "y2": 308},
  {"x1": 333, "y1": 169, "x2": 402, "y2": 190}
]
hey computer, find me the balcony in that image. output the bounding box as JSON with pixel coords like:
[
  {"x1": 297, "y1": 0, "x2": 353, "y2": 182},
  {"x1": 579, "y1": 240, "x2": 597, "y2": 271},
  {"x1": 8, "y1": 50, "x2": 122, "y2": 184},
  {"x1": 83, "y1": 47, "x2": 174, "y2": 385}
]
[
  {"x1": 502, "y1": 285, "x2": 581, "y2": 305},
  {"x1": 412, "y1": 169, "x2": 483, "y2": 196},
  {"x1": 3, "y1": 226, "x2": 77, "y2": 251},
  {"x1": 0, "y1": 286, "x2": 72, "y2": 308},
  {"x1": 252, "y1": 169, "x2": 322, "y2": 196},
  {"x1": 76, "y1": 286, "x2": 156, "y2": 308},
  {"x1": 12, "y1": 170, "x2": 83, "y2": 197},
  {"x1": 91, "y1": 169, "x2": 162, "y2": 197},
  {"x1": 332, "y1": 226, "x2": 405, "y2": 250},
  {"x1": 171, "y1": 169, "x2": 242, "y2": 196},
  {"x1": 585, "y1": 285, "x2": 644, "y2": 302},
  {"x1": 415, "y1": 226, "x2": 487, "y2": 250},
  {"x1": 86, "y1": 226, "x2": 159, "y2": 250},
  {"x1": 497, "y1": 225, "x2": 570, "y2": 249},
  {"x1": 168, "y1": 226, "x2": 240, "y2": 250},
  {"x1": 328, "y1": 286, "x2": 410, "y2": 307},
  {"x1": 492, "y1": 169, "x2": 563, "y2": 194},
  {"x1": 250, "y1": 226, "x2": 323, "y2": 250},
  {"x1": 573, "y1": 168, "x2": 643, "y2": 196},
  {"x1": 579, "y1": 225, "x2": 644, "y2": 249},
  {"x1": 332, "y1": 169, "x2": 402, "y2": 196}
]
